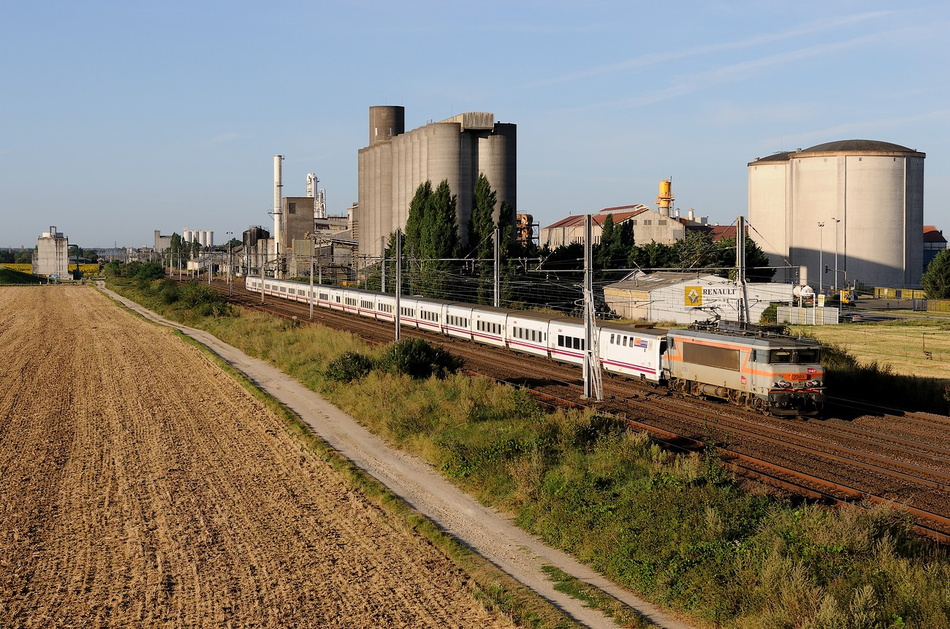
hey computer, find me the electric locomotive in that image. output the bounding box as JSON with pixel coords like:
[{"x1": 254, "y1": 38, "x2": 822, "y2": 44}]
[{"x1": 664, "y1": 323, "x2": 825, "y2": 417}]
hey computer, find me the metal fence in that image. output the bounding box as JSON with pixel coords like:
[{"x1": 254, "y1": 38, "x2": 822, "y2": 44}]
[{"x1": 777, "y1": 306, "x2": 840, "y2": 325}]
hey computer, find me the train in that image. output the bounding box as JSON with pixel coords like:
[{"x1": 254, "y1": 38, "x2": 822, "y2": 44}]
[{"x1": 245, "y1": 276, "x2": 826, "y2": 417}]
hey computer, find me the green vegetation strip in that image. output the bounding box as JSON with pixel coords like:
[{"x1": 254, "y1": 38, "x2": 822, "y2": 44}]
[{"x1": 107, "y1": 273, "x2": 950, "y2": 629}]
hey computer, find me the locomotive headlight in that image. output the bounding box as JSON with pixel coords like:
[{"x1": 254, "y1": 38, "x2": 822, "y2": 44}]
[
  {"x1": 808, "y1": 379, "x2": 822, "y2": 388},
  {"x1": 774, "y1": 380, "x2": 790, "y2": 389}
]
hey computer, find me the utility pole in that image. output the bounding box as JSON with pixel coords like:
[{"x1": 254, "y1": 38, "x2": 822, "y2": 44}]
[
  {"x1": 582, "y1": 215, "x2": 602, "y2": 401},
  {"x1": 381, "y1": 237, "x2": 387, "y2": 293},
  {"x1": 226, "y1": 231, "x2": 233, "y2": 296},
  {"x1": 308, "y1": 234, "x2": 315, "y2": 320},
  {"x1": 736, "y1": 216, "x2": 750, "y2": 325},
  {"x1": 395, "y1": 230, "x2": 402, "y2": 341},
  {"x1": 493, "y1": 226, "x2": 500, "y2": 308}
]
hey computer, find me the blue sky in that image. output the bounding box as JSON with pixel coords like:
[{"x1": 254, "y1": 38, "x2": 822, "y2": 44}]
[{"x1": 2, "y1": 1, "x2": 948, "y2": 248}]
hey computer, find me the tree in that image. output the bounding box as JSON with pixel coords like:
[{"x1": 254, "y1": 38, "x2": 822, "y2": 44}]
[
  {"x1": 404, "y1": 181, "x2": 432, "y2": 259},
  {"x1": 403, "y1": 179, "x2": 459, "y2": 298},
  {"x1": 426, "y1": 180, "x2": 459, "y2": 259},
  {"x1": 594, "y1": 215, "x2": 632, "y2": 270},
  {"x1": 922, "y1": 248, "x2": 950, "y2": 299},
  {"x1": 469, "y1": 174, "x2": 499, "y2": 303}
]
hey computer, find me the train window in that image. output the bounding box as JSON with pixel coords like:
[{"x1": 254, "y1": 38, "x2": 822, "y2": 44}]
[
  {"x1": 769, "y1": 350, "x2": 793, "y2": 364},
  {"x1": 557, "y1": 334, "x2": 564, "y2": 347},
  {"x1": 622, "y1": 337, "x2": 628, "y2": 347},
  {"x1": 796, "y1": 349, "x2": 820, "y2": 363}
]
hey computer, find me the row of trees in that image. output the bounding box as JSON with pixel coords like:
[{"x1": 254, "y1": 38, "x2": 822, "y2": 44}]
[
  {"x1": 370, "y1": 174, "x2": 521, "y2": 304},
  {"x1": 366, "y1": 174, "x2": 774, "y2": 315}
]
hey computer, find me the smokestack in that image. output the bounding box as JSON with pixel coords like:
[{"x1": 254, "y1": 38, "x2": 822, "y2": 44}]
[{"x1": 274, "y1": 155, "x2": 283, "y2": 261}]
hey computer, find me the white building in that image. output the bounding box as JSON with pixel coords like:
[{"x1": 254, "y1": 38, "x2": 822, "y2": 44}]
[
  {"x1": 32, "y1": 226, "x2": 70, "y2": 278},
  {"x1": 748, "y1": 139, "x2": 925, "y2": 290},
  {"x1": 603, "y1": 271, "x2": 793, "y2": 325}
]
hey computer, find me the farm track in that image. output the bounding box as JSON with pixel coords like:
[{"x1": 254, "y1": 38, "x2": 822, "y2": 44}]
[
  {"x1": 223, "y1": 281, "x2": 950, "y2": 541},
  {"x1": 0, "y1": 286, "x2": 516, "y2": 628}
]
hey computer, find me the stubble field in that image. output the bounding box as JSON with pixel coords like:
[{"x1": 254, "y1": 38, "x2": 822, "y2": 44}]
[{"x1": 0, "y1": 286, "x2": 514, "y2": 628}]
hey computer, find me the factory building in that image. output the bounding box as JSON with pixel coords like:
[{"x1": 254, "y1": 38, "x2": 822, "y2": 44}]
[
  {"x1": 32, "y1": 226, "x2": 70, "y2": 278},
  {"x1": 748, "y1": 139, "x2": 925, "y2": 291},
  {"x1": 924, "y1": 226, "x2": 947, "y2": 273},
  {"x1": 541, "y1": 180, "x2": 710, "y2": 249},
  {"x1": 356, "y1": 106, "x2": 516, "y2": 259}
]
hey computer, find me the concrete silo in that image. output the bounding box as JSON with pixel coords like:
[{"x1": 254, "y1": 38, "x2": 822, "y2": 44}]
[
  {"x1": 357, "y1": 107, "x2": 517, "y2": 259},
  {"x1": 748, "y1": 140, "x2": 925, "y2": 291}
]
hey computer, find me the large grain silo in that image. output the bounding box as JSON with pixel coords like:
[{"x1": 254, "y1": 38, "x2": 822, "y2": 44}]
[
  {"x1": 748, "y1": 140, "x2": 924, "y2": 290},
  {"x1": 357, "y1": 107, "x2": 516, "y2": 259}
]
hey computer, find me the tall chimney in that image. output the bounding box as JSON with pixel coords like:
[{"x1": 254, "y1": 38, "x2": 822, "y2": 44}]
[{"x1": 274, "y1": 155, "x2": 283, "y2": 261}]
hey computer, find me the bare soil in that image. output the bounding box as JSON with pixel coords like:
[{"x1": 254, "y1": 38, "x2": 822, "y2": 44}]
[{"x1": 0, "y1": 286, "x2": 515, "y2": 628}]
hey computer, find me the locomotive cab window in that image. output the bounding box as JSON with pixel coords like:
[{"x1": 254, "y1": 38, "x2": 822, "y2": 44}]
[
  {"x1": 796, "y1": 348, "x2": 820, "y2": 363},
  {"x1": 769, "y1": 350, "x2": 793, "y2": 364}
]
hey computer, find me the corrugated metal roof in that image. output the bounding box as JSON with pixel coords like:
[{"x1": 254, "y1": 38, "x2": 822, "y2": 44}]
[
  {"x1": 541, "y1": 205, "x2": 650, "y2": 230},
  {"x1": 604, "y1": 271, "x2": 723, "y2": 292}
]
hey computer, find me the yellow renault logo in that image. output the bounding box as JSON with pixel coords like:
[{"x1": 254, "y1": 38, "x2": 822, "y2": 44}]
[{"x1": 685, "y1": 286, "x2": 702, "y2": 306}]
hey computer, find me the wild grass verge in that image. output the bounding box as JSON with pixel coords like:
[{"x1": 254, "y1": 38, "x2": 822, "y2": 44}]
[{"x1": 109, "y1": 277, "x2": 950, "y2": 628}]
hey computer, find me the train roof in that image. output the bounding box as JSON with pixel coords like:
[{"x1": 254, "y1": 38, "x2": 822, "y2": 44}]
[
  {"x1": 668, "y1": 327, "x2": 820, "y2": 348},
  {"x1": 598, "y1": 321, "x2": 668, "y2": 337}
]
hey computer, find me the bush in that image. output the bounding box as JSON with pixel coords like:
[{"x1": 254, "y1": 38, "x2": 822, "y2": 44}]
[
  {"x1": 379, "y1": 338, "x2": 463, "y2": 379},
  {"x1": 325, "y1": 351, "x2": 375, "y2": 382},
  {"x1": 159, "y1": 278, "x2": 181, "y2": 304}
]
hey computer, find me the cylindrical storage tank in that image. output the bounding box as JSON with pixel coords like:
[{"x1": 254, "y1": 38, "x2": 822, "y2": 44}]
[
  {"x1": 183, "y1": 229, "x2": 193, "y2": 245},
  {"x1": 369, "y1": 106, "x2": 405, "y2": 147},
  {"x1": 749, "y1": 140, "x2": 925, "y2": 289},
  {"x1": 748, "y1": 152, "x2": 793, "y2": 282},
  {"x1": 479, "y1": 122, "x2": 517, "y2": 226}
]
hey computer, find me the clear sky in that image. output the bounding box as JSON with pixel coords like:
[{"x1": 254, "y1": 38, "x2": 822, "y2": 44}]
[{"x1": 2, "y1": 1, "x2": 948, "y2": 249}]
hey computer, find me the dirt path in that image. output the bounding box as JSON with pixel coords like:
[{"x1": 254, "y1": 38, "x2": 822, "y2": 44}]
[
  {"x1": 0, "y1": 286, "x2": 518, "y2": 628},
  {"x1": 98, "y1": 286, "x2": 691, "y2": 629}
]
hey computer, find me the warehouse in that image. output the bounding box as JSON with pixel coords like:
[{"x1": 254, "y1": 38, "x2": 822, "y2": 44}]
[{"x1": 603, "y1": 271, "x2": 793, "y2": 324}]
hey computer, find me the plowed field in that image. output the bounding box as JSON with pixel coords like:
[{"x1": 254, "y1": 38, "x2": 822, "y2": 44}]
[{"x1": 0, "y1": 287, "x2": 514, "y2": 628}]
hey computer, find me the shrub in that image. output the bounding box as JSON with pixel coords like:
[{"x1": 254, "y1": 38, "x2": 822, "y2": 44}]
[
  {"x1": 379, "y1": 338, "x2": 463, "y2": 380},
  {"x1": 325, "y1": 351, "x2": 375, "y2": 382},
  {"x1": 158, "y1": 278, "x2": 181, "y2": 304}
]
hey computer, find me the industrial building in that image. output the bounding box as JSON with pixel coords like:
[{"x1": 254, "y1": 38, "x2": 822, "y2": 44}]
[
  {"x1": 182, "y1": 228, "x2": 214, "y2": 248},
  {"x1": 356, "y1": 106, "x2": 516, "y2": 260},
  {"x1": 540, "y1": 180, "x2": 710, "y2": 249},
  {"x1": 603, "y1": 271, "x2": 793, "y2": 324},
  {"x1": 32, "y1": 226, "x2": 70, "y2": 278},
  {"x1": 748, "y1": 139, "x2": 925, "y2": 291},
  {"x1": 924, "y1": 225, "x2": 947, "y2": 272}
]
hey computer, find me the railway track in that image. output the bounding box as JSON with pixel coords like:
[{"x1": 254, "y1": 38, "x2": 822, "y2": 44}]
[{"x1": 210, "y1": 280, "x2": 950, "y2": 543}]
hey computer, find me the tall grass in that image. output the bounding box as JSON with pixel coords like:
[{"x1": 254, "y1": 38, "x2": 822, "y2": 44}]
[
  {"x1": 110, "y1": 277, "x2": 950, "y2": 628},
  {"x1": 820, "y1": 341, "x2": 949, "y2": 414}
]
